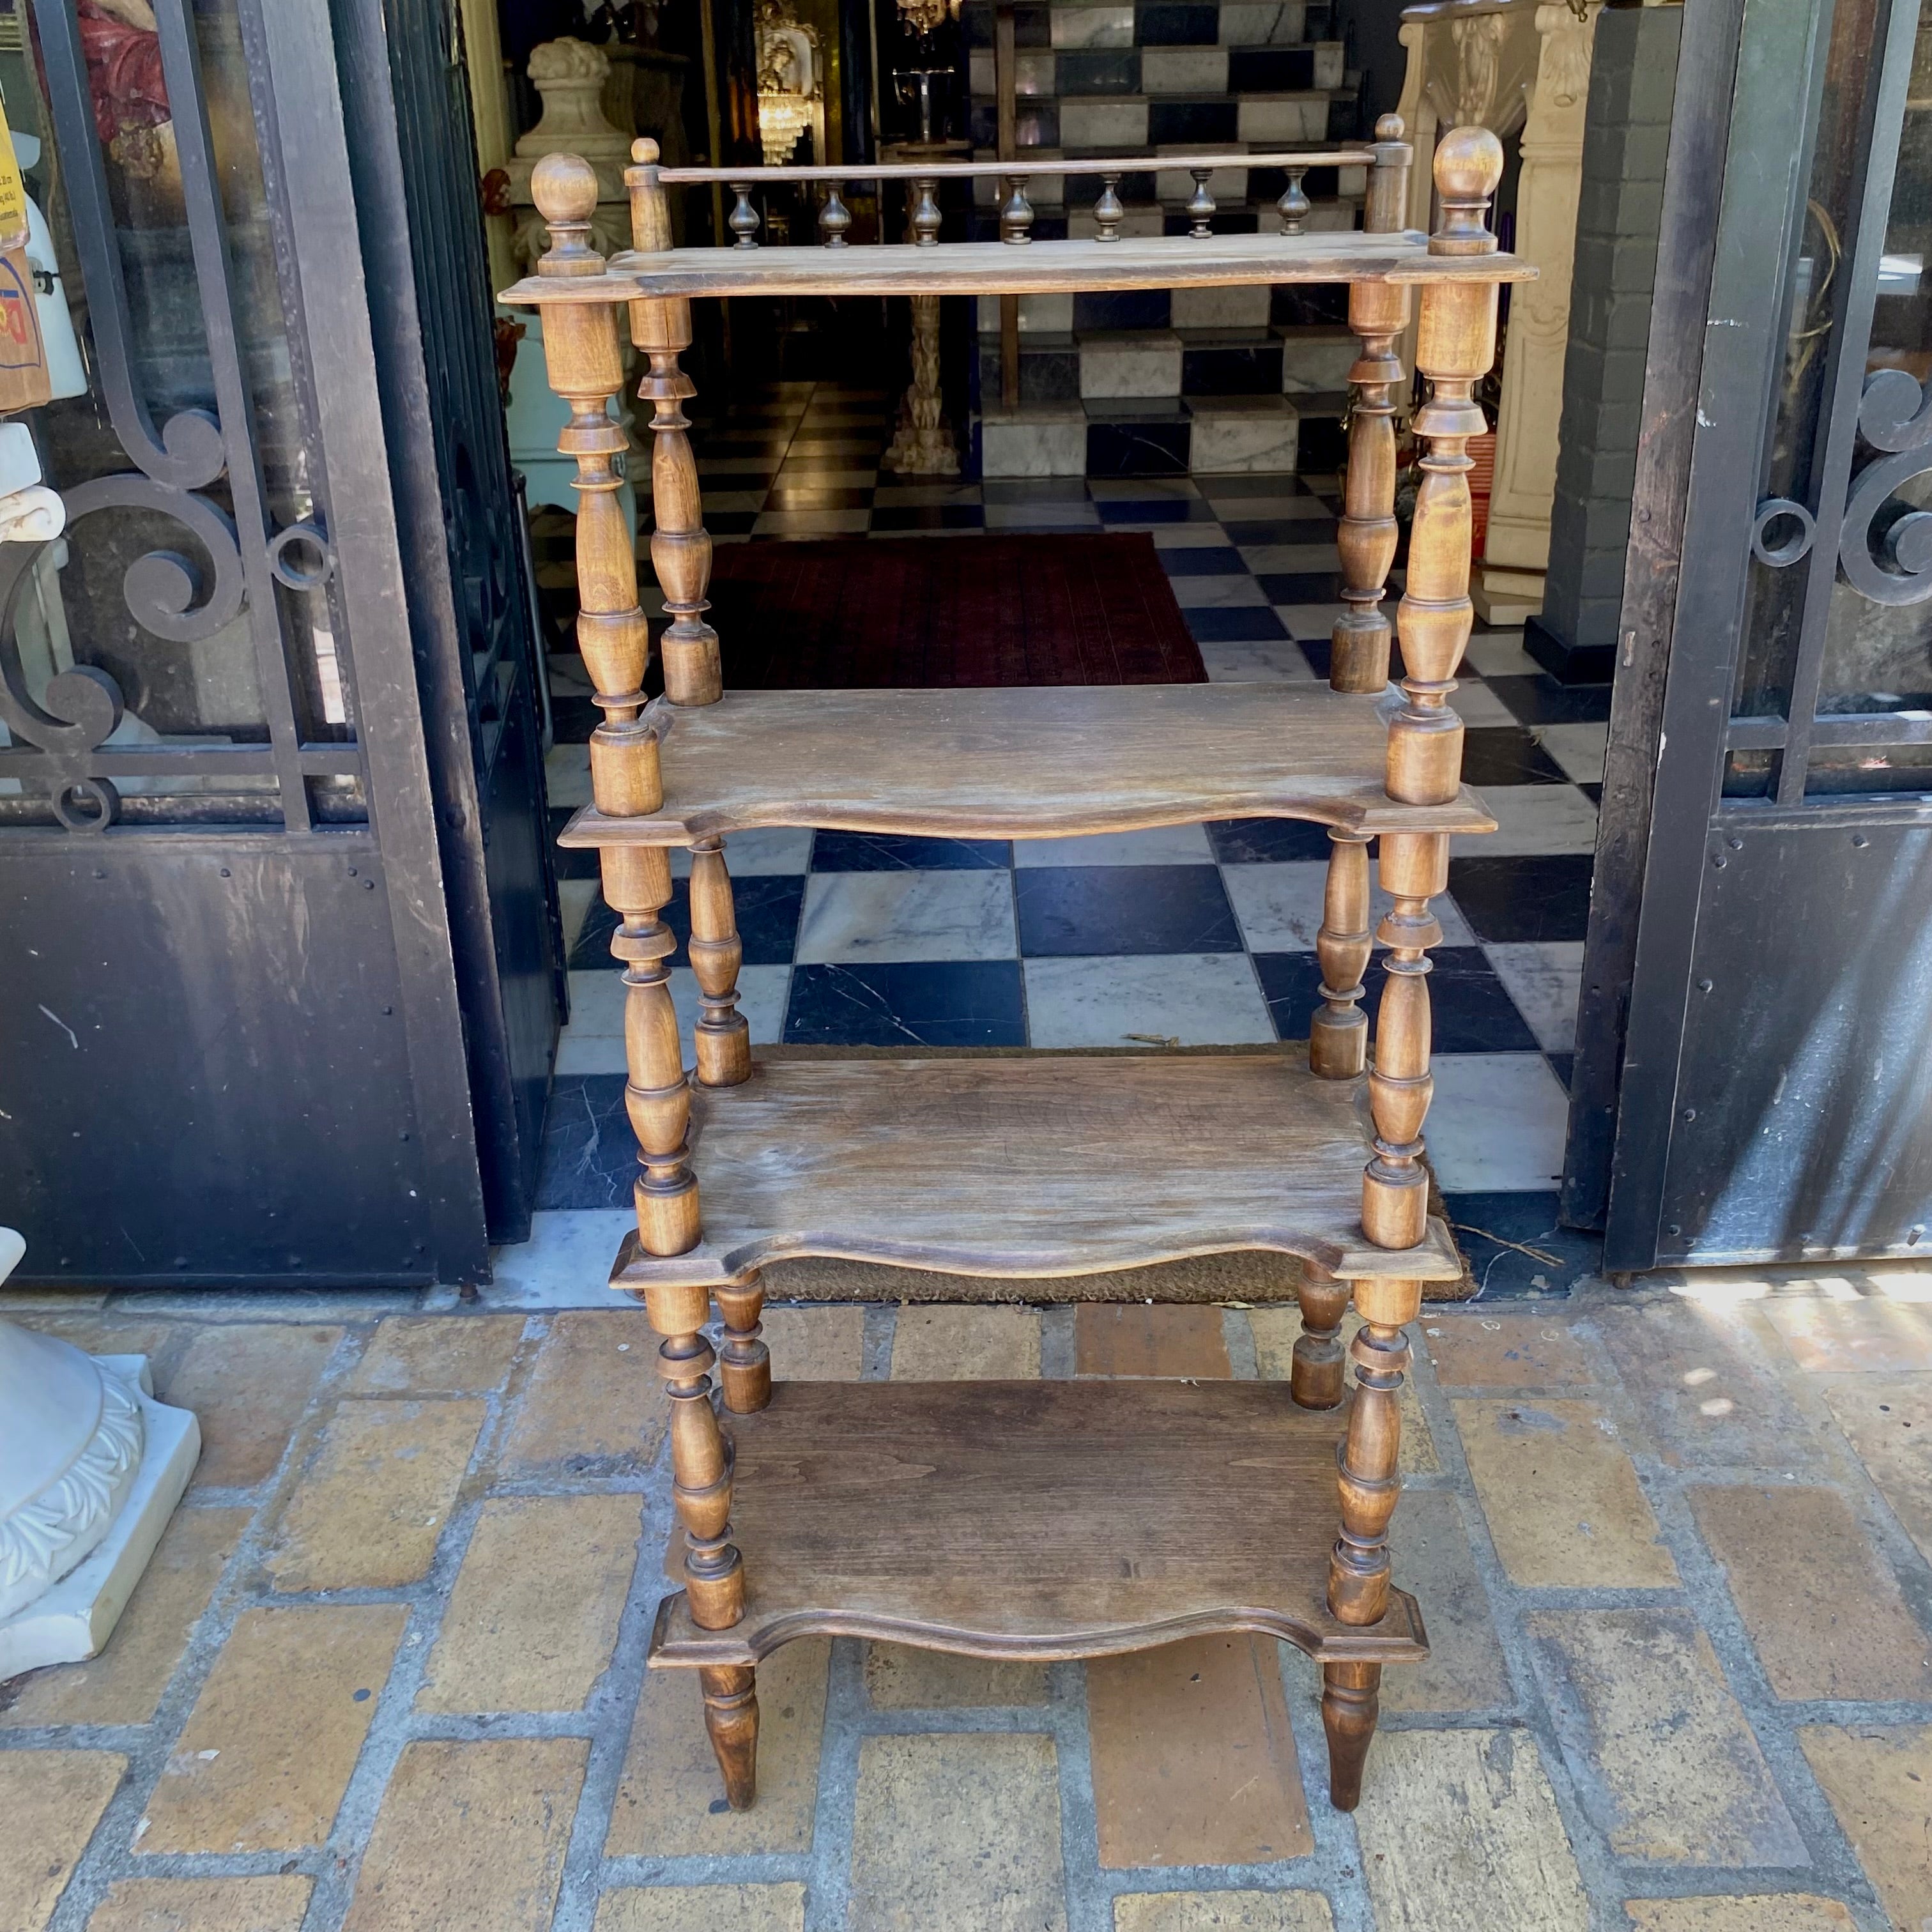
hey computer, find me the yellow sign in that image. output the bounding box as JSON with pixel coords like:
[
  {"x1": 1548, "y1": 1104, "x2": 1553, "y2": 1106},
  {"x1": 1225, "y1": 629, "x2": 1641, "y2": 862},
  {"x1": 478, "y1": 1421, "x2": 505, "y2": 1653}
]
[{"x1": 0, "y1": 96, "x2": 28, "y2": 257}]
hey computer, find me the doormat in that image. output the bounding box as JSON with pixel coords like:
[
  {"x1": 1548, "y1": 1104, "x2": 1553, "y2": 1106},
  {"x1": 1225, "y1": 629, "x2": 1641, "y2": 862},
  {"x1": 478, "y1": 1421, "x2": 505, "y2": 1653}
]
[{"x1": 700, "y1": 532, "x2": 1207, "y2": 687}]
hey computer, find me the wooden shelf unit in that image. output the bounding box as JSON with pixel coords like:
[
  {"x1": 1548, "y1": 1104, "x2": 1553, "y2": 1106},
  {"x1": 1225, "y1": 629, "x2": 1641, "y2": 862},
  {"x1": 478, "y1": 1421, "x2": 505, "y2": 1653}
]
[
  {"x1": 502, "y1": 118, "x2": 1520, "y2": 1818},
  {"x1": 555, "y1": 684, "x2": 1498, "y2": 845}
]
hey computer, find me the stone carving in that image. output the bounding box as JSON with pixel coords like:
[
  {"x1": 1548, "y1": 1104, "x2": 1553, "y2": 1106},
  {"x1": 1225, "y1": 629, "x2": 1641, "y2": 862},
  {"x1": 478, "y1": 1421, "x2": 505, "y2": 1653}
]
[{"x1": 508, "y1": 38, "x2": 633, "y2": 267}]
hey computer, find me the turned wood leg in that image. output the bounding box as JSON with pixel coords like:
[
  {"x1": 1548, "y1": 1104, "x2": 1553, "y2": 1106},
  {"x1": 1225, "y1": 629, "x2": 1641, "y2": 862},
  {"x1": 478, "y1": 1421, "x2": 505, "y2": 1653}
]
[
  {"x1": 1309, "y1": 829, "x2": 1373, "y2": 1080},
  {"x1": 606, "y1": 845, "x2": 701, "y2": 1256},
  {"x1": 1324, "y1": 1274, "x2": 1422, "y2": 1806},
  {"x1": 632, "y1": 293, "x2": 723, "y2": 707},
  {"x1": 699, "y1": 1664, "x2": 759, "y2": 1809},
  {"x1": 687, "y1": 834, "x2": 752, "y2": 1087},
  {"x1": 1328, "y1": 276, "x2": 1408, "y2": 694},
  {"x1": 645, "y1": 1280, "x2": 744, "y2": 1629},
  {"x1": 1361, "y1": 832, "x2": 1445, "y2": 1250},
  {"x1": 1291, "y1": 1259, "x2": 1349, "y2": 1410},
  {"x1": 716, "y1": 1271, "x2": 771, "y2": 1414},
  {"x1": 1322, "y1": 1660, "x2": 1382, "y2": 1811},
  {"x1": 1328, "y1": 1275, "x2": 1422, "y2": 1630}
]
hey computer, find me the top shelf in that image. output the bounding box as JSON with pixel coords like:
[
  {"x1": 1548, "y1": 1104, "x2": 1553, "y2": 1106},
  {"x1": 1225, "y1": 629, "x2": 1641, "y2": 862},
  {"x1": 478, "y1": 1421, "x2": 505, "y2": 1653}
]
[{"x1": 500, "y1": 231, "x2": 1532, "y2": 305}]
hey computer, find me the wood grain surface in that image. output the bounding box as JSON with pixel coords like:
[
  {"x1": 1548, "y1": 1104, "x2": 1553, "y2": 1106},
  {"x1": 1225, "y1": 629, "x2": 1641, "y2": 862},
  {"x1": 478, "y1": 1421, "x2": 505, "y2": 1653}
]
[
  {"x1": 499, "y1": 231, "x2": 1533, "y2": 306},
  {"x1": 647, "y1": 1379, "x2": 1432, "y2": 1666},
  {"x1": 556, "y1": 684, "x2": 1497, "y2": 845},
  {"x1": 609, "y1": 1053, "x2": 1466, "y2": 1289}
]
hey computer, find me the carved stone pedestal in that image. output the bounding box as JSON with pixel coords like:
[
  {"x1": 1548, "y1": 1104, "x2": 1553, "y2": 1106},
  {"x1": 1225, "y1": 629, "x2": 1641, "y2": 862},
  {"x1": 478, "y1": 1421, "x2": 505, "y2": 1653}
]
[{"x1": 0, "y1": 1229, "x2": 200, "y2": 1681}]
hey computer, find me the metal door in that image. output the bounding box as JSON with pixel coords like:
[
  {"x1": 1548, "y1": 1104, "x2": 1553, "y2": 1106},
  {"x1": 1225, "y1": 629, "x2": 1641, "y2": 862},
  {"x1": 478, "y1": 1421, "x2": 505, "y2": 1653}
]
[
  {"x1": 1582, "y1": 0, "x2": 1932, "y2": 1269},
  {"x1": 0, "y1": 0, "x2": 556, "y2": 1285}
]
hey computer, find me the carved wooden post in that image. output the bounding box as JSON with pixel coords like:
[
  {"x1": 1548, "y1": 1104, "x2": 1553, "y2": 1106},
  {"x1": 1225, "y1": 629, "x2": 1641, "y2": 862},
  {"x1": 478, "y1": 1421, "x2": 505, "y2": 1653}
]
[
  {"x1": 1309, "y1": 829, "x2": 1372, "y2": 1079},
  {"x1": 1330, "y1": 117, "x2": 1413, "y2": 696},
  {"x1": 687, "y1": 834, "x2": 752, "y2": 1085},
  {"x1": 1290, "y1": 1257, "x2": 1349, "y2": 1411},
  {"x1": 646, "y1": 1276, "x2": 755, "y2": 1805},
  {"x1": 1364, "y1": 126, "x2": 1503, "y2": 1252},
  {"x1": 1324, "y1": 1272, "x2": 1422, "y2": 1807},
  {"x1": 716, "y1": 1273, "x2": 772, "y2": 1413},
  {"x1": 528, "y1": 156, "x2": 701, "y2": 1263},
  {"x1": 627, "y1": 138, "x2": 723, "y2": 709}
]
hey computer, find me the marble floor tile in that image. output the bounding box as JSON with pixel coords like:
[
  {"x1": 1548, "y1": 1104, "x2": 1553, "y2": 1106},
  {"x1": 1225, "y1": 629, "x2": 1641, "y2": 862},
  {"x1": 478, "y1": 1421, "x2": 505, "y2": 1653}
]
[
  {"x1": 810, "y1": 832, "x2": 1011, "y2": 871},
  {"x1": 558, "y1": 878, "x2": 599, "y2": 955},
  {"x1": 1461, "y1": 632, "x2": 1541, "y2": 678},
  {"x1": 1150, "y1": 524, "x2": 1239, "y2": 548},
  {"x1": 1453, "y1": 784, "x2": 1599, "y2": 858},
  {"x1": 1089, "y1": 478, "x2": 1202, "y2": 500},
  {"x1": 672, "y1": 827, "x2": 815, "y2": 877},
  {"x1": 1223, "y1": 861, "x2": 1476, "y2": 951},
  {"x1": 1271, "y1": 602, "x2": 1349, "y2": 640},
  {"x1": 1014, "y1": 863, "x2": 1242, "y2": 956},
  {"x1": 1537, "y1": 721, "x2": 1610, "y2": 785},
  {"x1": 558, "y1": 964, "x2": 790, "y2": 1050},
  {"x1": 1426, "y1": 1053, "x2": 1572, "y2": 1193},
  {"x1": 795, "y1": 869, "x2": 1018, "y2": 963},
  {"x1": 1483, "y1": 942, "x2": 1585, "y2": 1054},
  {"x1": 1012, "y1": 824, "x2": 1215, "y2": 867},
  {"x1": 1157, "y1": 546, "x2": 1247, "y2": 577},
  {"x1": 1449, "y1": 854, "x2": 1595, "y2": 944},
  {"x1": 1169, "y1": 574, "x2": 1269, "y2": 608},
  {"x1": 476, "y1": 1211, "x2": 638, "y2": 1308},
  {"x1": 1023, "y1": 953, "x2": 1275, "y2": 1047},
  {"x1": 544, "y1": 742, "x2": 590, "y2": 808},
  {"x1": 1199, "y1": 640, "x2": 1321, "y2": 681},
  {"x1": 1206, "y1": 818, "x2": 1333, "y2": 864},
  {"x1": 1450, "y1": 680, "x2": 1521, "y2": 728},
  {"x1": 985, "y1": 502, "x2": 1104, "y2": 528},
  {"x1": 784, "y1": 960, "x2": 1027, "y2": 1046},
  {"x1": 1236, "y1": 543, "x2": 1345, "y2": 574},
  {"x1": 1460, "y1": 727, "x2": 1574, "y2": 788}
]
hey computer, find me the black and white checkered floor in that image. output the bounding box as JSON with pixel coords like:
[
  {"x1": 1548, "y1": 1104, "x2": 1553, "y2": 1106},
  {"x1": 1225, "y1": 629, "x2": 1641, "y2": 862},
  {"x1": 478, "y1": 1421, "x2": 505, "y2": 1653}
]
[{"x1": 526, "y1": 379, "x2": 1608, "y2": 1298}]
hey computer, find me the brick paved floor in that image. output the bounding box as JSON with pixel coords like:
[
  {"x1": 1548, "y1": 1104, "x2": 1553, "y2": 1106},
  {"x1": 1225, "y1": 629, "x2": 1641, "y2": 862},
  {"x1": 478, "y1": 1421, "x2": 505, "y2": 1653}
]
[{"x1": 4, "y1": 1274, "x2": 1930, "y2": 1931}]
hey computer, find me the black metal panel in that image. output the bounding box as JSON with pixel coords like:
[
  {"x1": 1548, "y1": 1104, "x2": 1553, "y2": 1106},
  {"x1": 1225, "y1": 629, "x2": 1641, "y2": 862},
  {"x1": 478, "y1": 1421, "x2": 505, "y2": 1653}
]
[
  {"x1": 1656, "y1": 822, "x2": 1932, "y2": 1265},
  {"x1": 0, "y1": 835, "x2": 439, "y2": 1285}
]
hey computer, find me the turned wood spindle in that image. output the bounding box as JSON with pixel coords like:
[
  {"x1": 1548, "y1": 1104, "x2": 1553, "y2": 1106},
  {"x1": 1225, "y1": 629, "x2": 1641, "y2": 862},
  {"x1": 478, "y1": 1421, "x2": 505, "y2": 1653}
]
[
  {"x1": 1187, "y1": 168, "x2": 1216, "y2": 238},
  {"x1": 627, "y1": 140, "x2": 724, "y2": 708},
  {"x1": 687, "y1": 833, "x2": 752, "y2": 1086},
  {"x1": 1309, "y1": 828, "x2": 1373, "y2": 1079},
  {"x1": 819, "y1": 182, "x2": 852, "y2": 246},
  {"x1": 716, "y1": 1272, "x2": 772, "y2": 1413},
  {"x1": 1362, "y1": 831, "x2": 1445, "y2": 1250},
  {"x1": 1276, "y1": 165, "x2": 1310, "y2": 235},
  {"x1": 1328, "y1": 117, "x2": 1412, "y2": 696},
  {"x1": 528, "y1": 154, "x2": 699, "y2": 1262},
  {"x1": 1365, "y1": 113, "x2": 1414, "y2": 237},
  {"x1": 1001, "y1": 176, "x2": 1033, "y2": 243},
  {"x1": 1386, "y1": 126, "x2": 1503, "y2": 808},
  {"x1": 1094, "y1": 173, "x2": 1124, "y2": 240},
  {"x1": 912, "y1": 178, "x2": 942, "y2": 245},
  {"x1": 727, "y1": 183, "x2": 762, "y2": 247},
  {"x1": 1322, "y1": 1273, "x2": 1422, "y2": 1806},
  {"x1": 1290, "y1": 1257, "x2": 1349, "y2": 1411}
]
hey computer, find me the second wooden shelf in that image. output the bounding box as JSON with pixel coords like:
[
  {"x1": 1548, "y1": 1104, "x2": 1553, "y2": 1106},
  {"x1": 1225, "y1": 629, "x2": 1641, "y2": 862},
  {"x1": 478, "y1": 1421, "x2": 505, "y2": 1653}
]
[
  {"x1": 559, "y1": 682, "x2": 1497, "y2": 846},
  {"x1": 611, "y1": 1051, "x2": 1464, "y2": 1291}
]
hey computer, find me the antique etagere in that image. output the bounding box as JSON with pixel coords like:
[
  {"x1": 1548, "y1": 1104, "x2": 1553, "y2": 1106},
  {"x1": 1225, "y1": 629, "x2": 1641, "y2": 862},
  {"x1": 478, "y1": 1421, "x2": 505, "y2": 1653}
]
[{"x1": 500, "y1": 119, "x2": 1526, "y2": 1813}]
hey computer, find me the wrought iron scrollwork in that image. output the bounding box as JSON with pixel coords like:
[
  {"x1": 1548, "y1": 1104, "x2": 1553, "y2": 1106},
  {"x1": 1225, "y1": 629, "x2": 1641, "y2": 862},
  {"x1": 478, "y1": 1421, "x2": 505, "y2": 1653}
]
[
  {"x1": 0, "y1": 0, "x2": 335, "y2": 831},
  {"x1": 1838, "y1": 367, "x2": 1932, "y2": 606}
]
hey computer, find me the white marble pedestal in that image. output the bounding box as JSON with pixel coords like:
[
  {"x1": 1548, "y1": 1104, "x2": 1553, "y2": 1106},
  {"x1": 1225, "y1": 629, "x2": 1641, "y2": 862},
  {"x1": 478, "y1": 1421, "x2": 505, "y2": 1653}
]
[{"x1": 0, "y1": 1230, "x2": 201, "y2": 1681}]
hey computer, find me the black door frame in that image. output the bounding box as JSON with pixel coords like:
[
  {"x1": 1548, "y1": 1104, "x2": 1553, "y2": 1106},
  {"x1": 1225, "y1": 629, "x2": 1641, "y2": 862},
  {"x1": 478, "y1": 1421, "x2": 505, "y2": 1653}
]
[
  {"x1": 0, "y1": 0, "x2": 553, "y2": 1286},
  {"x1": 1569, "y1": 0, "x2": 1932, "y2": 1269}
]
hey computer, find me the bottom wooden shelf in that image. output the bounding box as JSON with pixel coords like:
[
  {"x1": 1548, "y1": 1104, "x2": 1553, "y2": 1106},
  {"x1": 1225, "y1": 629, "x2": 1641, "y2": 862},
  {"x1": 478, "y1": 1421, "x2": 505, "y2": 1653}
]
[{"x1": 647, "y1": 1379, "x2": 1429, "y2": 1671}]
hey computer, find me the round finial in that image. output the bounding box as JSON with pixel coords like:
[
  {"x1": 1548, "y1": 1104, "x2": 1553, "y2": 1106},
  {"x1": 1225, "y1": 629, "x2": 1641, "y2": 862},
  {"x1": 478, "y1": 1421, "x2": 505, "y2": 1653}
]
[
  {"x1": 531, "y1": 151, "x2": 600, "y2": 226},
  {"x1": 1434, "y1": 125, "x2": 1504, "y2": 202},
  {"x1": 632, "y1": 137, "x2": 660, "y2": 165},
  {"x1": 1376, "y1": 113, "x2": 1404, "y2": 142}
]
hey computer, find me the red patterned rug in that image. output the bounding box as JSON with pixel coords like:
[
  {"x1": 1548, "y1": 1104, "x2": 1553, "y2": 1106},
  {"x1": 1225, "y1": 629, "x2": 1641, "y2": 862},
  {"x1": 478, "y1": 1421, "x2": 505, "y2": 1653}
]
[{"x1": 700, "y1": 532, "x2": 1206, "y2": 687}]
